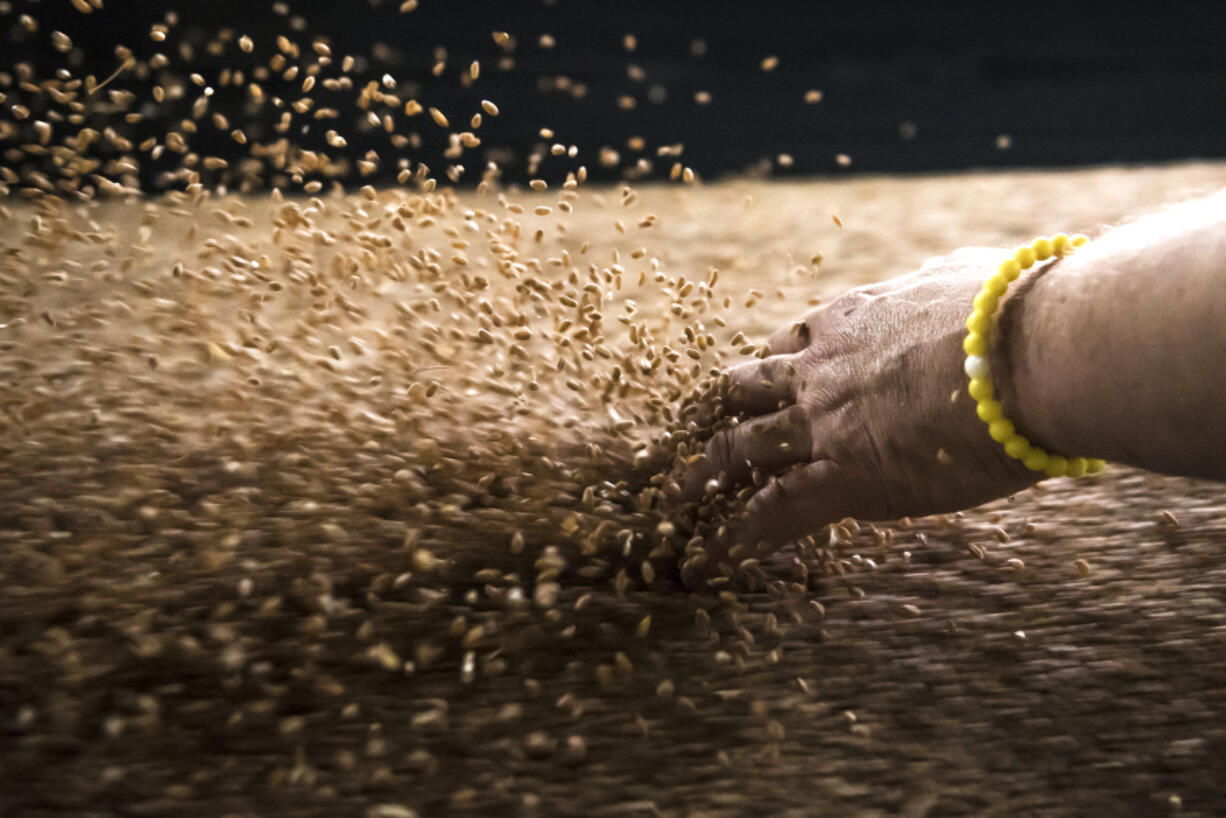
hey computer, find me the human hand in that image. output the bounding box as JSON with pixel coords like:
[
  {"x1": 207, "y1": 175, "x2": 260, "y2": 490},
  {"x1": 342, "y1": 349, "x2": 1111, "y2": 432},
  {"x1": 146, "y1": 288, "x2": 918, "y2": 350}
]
[{"x1": 674, "y1": 248, "x2": 1039, "y2": 588}]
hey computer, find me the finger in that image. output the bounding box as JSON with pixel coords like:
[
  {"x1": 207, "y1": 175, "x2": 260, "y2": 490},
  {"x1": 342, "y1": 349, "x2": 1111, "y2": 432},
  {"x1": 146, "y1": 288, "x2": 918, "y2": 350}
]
[
  {"x1": 767, "y1": 318, "x2": 812, "y2": 355},
  {"x1": 734, "y1": 458, "x2": 853, "y2": 553},
  {"x1": 680, "y1": 459, "x2": 852, "y2": 590},
  {"x1": 767, "y1": 290, "x2": 872, "y2": 357},
  {"x1": 676, "y1": 406, "x2": 811, "y2": 503},
  {"x1": 723, "y1": 355, "x2": 800, "y2": 416},
  {"x1": 673, "y1": 355, "x2": 795, "y2": 431}
]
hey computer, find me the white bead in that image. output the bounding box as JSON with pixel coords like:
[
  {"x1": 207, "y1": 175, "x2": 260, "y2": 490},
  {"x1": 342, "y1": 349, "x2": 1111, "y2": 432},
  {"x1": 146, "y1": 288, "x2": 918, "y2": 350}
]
[{"x1": 964, "y1": 355, "x2": 990, "y2": 380}]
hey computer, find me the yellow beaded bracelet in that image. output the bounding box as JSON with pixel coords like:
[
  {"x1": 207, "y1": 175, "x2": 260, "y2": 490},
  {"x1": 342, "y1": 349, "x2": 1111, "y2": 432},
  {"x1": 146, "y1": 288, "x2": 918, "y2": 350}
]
[{"x1": 963, "y1": 234, "x2": 1106, "y2": 479}]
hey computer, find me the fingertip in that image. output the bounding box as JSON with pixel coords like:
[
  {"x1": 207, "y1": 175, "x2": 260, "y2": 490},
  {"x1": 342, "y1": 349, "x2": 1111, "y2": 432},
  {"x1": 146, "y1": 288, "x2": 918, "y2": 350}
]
[{"x1": 679, "y1": 533, "x2": 737, "y2": 593}]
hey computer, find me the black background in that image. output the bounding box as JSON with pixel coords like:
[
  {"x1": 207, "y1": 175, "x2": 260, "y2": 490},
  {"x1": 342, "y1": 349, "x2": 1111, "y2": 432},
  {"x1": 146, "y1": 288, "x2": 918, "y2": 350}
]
[{"x1": 6, "y1": 0, "x2": 1226, "y2": 186}]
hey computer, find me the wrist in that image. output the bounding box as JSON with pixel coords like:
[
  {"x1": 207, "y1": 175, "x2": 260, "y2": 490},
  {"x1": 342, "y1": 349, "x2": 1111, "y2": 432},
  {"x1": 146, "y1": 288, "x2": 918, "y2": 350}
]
[
  {"x1": 990, "y1": 256, "x2": 1054, "y2": 454},
  {"x1": 973, "y1": 238, "x2": 1103, "y2": 478}
]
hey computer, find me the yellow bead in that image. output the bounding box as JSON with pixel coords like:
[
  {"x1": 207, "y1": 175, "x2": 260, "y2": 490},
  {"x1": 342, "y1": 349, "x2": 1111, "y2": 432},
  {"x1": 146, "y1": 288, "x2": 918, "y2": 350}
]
[
  {"x1": 1022, "y1": 448, "x2": 1048, "y2": 472},
  {"x1": 965, "y1": 309, "x2": 992, "y2": 335},
  {"x1": 1015, "y1": 246, "x2": 1036, "y2": 268},
  {"x1": 1085, "y1": 458, "x2": 1106, "y2": 473},
  {"x1": 1044, "y1": 455, "x2": 1068, "y2": 478},
  {"x1": 1071, "y1": 234, "x2": 1090, "y2": 247},
  {"x1": 1003, "y1": 434, "x2": 1031, "y2": 459},
  {"x1": 1032, "y1": 237, "x2": 1052, "y2": 260},
  {"x1": 976, "y1": 399, "x2": 1002, "y2": 423},
  {"x1": 968, "y1": 377, "x2": 994, "y2": 401},
  {"x1": 988, "y1": 418, "x2": 1014, "y2": 443},
  {"x1": 972, "y1": 289, "x2": 999, "y2": 313},
  {"x1": 998, "y1": 258, "x2": 1021, "y2": 281},
  {"x1": 984, "y1": 274, "x2": 1009, "y2": 297},
  {"x1": 1065, "y1": 457, "x2": 1087, "y2": 478},
  {"x1": 963, "y1": 332, "x2": 988, "y2": 357},
  {"x1": 1050, "y1": 233, "x2": 1070, "y2": 255}
]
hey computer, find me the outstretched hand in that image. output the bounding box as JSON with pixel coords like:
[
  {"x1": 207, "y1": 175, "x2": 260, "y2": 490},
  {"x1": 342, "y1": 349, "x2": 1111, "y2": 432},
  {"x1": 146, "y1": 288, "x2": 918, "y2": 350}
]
[{"x1": 674, "y1": 248, "x2": 1039, "y2": 588}]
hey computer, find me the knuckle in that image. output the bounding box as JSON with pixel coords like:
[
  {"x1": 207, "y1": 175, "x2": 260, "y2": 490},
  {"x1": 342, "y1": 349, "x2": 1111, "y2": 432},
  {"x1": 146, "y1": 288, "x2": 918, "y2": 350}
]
[
  {"x1": 725, "y1": 358, "x2": 755, "y2": 380},
  {"x1": 825, "y1": 288, "x2": 875, "y2": 321},
  {"x1": 780, "y1": 404, "x2": 809, "y2": 434},
  {"x1": 727, "y1": 359, "x2": 759, "y2": 387},
  {"x1": 772, "y1": 473, "x2": 804, "y2": 506},
  {"x1": 831, "y1": 291, "x2": 859, "y2": 313},
  {"x1": 752, "y1": 479, "x2": 792, "y2": 521},
  {"x1": 722, "y1": 368, "x2": 754, "y2": 406},
  {"x1": 768, "y1": 320, "x2": 810, "y2": 354}
]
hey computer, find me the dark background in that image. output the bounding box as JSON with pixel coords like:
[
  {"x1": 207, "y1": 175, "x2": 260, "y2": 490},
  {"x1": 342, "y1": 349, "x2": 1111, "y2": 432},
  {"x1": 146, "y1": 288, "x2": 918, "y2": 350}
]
[{"x1": 5, "y1": 0, "x2": 1226, "y2": 187}]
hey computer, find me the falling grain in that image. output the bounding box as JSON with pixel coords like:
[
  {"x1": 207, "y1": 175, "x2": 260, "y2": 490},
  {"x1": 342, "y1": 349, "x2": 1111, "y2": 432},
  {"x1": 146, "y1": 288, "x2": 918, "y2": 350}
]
[{"x1": 0, "y1": 6, "x2": 1195, "y2": 817}]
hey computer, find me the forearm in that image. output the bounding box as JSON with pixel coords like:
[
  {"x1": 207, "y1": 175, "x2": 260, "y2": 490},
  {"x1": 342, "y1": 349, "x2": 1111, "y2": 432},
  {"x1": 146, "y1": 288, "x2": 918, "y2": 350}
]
[{"x1": 997, "y1": 190, "x2": 1226, "y2": 480}]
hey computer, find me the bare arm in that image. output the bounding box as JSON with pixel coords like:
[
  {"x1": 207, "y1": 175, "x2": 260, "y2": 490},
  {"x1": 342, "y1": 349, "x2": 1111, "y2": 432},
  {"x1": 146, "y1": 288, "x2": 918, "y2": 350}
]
[
  {"x1": 999, "y1": 190, "x2": 1226, "y2": 480},
  {"x1": 675, "y1": 190, "x2": 1226, "y2": 587}
]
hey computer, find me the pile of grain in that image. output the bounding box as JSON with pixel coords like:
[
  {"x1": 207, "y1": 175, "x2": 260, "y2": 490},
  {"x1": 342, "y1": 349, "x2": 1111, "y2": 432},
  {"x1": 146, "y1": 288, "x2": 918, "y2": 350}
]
[
  {"x1": 0, "y1": 4, "x2": 848, "y2": 814},
  {"x1": 8, "y1": 5, "x2": 1226, "y2": 816}
]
